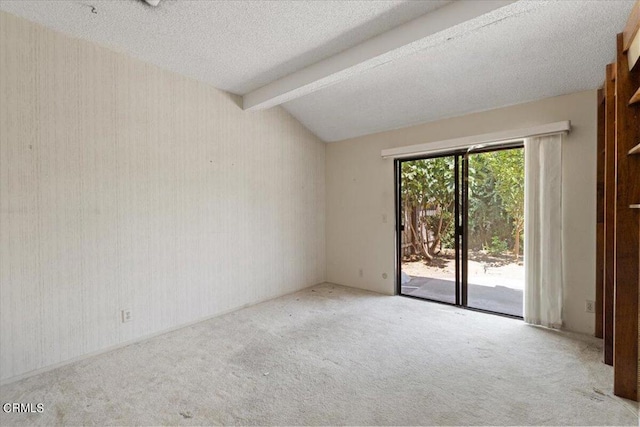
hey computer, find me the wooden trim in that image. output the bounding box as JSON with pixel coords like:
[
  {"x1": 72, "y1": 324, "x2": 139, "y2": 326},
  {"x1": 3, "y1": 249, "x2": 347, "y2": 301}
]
[
  {"x1": 596, "y1": 89, "x2": 606, "y2": 337},
  {"x1": 603, "y1": 63, "x2": 616, "y2": 366},
  {"x1": 613, "y1": 33, "x2": 640, "y2": 401},
  {"x1": 595, "y1": 88, "x2": 605, "y2": 339},
  {"x1": 623, "y1": 0, "x2": 640, "y2": 52},
  {"x1": 630, "y1": 87, "x2": 640, "y2": 105}
]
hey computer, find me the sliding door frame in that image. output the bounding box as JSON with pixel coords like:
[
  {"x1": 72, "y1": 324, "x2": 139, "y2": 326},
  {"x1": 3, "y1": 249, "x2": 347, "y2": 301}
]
[
  {"x1": 395, "y1": 141, "x2": 525, "y2": 320},
  {"x1": 395, "y1": 150, "x2": 464, "y2": 308}
]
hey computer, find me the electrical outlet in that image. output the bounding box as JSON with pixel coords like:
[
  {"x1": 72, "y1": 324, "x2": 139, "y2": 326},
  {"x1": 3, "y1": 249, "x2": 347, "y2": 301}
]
[
  {"x1": 585, "y1": 300, "x2": 595, "y2": 314},
  {"x1": 358, "y1": 268, "x2": 363, "y2": 278},
  {"x1": 121, "y1": 309, "x2": 132, "y2": 323}
]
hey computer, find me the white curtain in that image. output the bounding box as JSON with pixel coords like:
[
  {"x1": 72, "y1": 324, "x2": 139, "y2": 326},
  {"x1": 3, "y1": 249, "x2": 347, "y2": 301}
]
[{"x1": 523, "y1": 134, "x2": 563, "y2": 328}]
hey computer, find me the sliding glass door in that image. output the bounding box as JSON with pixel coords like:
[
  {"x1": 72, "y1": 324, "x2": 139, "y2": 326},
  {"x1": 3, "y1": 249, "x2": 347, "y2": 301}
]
[
  {"x1": 396, "y1": 145, "x2": 524, "y2": 318},
  {"x1": 398, "y1": 155, "x2": 459, "y2": 304},
  {"x1": 464, "y1": 148, "x2": 524, "y2": 317}
]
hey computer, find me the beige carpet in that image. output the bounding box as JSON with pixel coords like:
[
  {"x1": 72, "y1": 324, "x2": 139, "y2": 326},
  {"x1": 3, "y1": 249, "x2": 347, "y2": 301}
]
[{"x1": 0, "y1": 283, "x2": 637, "y2": 426}]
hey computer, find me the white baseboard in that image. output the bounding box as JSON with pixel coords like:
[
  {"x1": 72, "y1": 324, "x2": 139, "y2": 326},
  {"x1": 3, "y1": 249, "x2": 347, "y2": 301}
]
[{"x1": 0, "y1": 282, "x2": 324, "y2": 386}]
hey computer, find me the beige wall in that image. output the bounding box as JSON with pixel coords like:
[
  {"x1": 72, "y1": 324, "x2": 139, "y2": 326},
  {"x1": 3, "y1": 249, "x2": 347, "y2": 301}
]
[
  {"x1": 326, "y1": 90, "x2": 597, "y2": 335},
  {"x1": 0, "y1": 11, "x2": 325, "y2": 383}
]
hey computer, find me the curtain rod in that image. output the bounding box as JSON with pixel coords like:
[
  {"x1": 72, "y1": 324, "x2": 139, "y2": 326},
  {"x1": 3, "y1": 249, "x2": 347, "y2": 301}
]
[{"x1": 380, "y1": 121, "x2": 571, "y2": 159}]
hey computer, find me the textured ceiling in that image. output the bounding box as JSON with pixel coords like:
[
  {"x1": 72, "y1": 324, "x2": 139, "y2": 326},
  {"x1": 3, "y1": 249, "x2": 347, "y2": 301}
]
[
  {"x1": 0, "y1": 0, "x2": 634, "y2": 142},
  {"x1": 283, "y1": 0, "x2": 634, "y2": 141},
  {"x1": 0, "y1": 0, "x2": 449, "y2": 94}
]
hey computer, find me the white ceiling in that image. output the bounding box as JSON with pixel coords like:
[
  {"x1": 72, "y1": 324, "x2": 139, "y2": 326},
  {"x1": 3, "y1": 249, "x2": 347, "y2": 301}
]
[
  {"x1": 0, "y1": 0, "x2": 634, "y2": 142},
  {"x1": 284, "y1": 0, "x2": 635, "y2": 141},
  {"x1": 0, "y1": 0, "x2": 449, "y2": 94}
]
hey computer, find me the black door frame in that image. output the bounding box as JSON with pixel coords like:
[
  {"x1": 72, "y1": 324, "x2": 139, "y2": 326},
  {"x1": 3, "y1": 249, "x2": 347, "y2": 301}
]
[{"x1": 394, "y1": 142, "x2": 524, "y2": 319}]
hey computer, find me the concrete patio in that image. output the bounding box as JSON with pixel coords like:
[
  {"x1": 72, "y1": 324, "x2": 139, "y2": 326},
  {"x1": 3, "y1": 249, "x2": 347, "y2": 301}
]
[{"x1": 401, "y1": 276, "x2": 524, "y2": 317}]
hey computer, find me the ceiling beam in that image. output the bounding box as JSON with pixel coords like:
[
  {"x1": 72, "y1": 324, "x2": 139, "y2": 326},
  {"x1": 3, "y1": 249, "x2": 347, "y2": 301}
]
[{"x1": 242, "y1": 0, "x2": 518, "y2": 111}]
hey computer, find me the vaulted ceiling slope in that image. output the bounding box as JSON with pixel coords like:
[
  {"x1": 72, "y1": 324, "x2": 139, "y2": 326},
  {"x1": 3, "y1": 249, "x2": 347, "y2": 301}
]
[
  {"x1": 0, "y1": 0, "x2": 634, "y2": 142},
  {"x1": 0, "y1": 0, "x2": 449, "y2": 94}
]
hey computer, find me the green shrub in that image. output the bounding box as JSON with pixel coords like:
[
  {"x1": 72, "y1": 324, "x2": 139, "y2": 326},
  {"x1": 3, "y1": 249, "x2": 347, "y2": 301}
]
[{"x1": 488, "y1": 236, "x2": 508, "y2": 255}]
